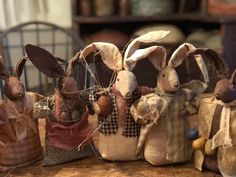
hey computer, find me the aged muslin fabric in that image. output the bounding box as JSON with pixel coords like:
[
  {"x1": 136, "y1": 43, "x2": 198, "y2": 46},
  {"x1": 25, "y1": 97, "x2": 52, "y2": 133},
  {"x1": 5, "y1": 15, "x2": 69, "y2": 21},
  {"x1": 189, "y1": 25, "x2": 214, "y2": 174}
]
[
  {"x1": 0, "y1": 92, "x2": 42, "y2": 170},
  {"x1": 131, "y1": 80, "x2": 207, "y2": 165},
  {"x1": 33, "y1": 94, "x2": 94, "y2": 166},
  {"x1": 195, "y1": 94, "x2": 236, "y2": 176},
  {"x1": 89, "y1": 87, "x2": 141, "y2": 137}
]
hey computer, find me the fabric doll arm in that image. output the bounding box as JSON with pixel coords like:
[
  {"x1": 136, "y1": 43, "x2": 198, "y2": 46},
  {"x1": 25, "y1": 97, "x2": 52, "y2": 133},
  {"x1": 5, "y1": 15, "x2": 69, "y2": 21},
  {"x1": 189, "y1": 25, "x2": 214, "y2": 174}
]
[
  {"x1": 181, "y1": 80, "x2": 207, "y2": 102},
  {"x1": 33, "y1": 96, "x2": 55, "y2": 120},
  {"x1": 137, "y1": 86, "x2": 155, "y2": 95}
]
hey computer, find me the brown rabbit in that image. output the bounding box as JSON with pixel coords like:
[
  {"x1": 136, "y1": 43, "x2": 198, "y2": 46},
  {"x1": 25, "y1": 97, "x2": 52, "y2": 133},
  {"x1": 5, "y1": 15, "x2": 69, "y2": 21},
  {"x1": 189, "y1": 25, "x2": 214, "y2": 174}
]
[
  {"x1": 0, "y1": 56, "x2": 44, "y2": 170},
  {"x1": 214, "y1": 70, "x2": 236, "y2": 103},
  {"x1": 25, "y1": 44, "x2": 94, "y2": 166},
  {"x1": 193, "y1": 69, "x2": 236, "y2": 177}
]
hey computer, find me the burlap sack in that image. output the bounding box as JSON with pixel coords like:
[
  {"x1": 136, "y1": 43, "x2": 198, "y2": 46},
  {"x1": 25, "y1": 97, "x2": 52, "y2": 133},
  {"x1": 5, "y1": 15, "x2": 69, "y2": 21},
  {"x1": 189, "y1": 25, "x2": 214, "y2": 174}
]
[{"x1": 195, "y1": 94, "x2": 236, "y2": 177}]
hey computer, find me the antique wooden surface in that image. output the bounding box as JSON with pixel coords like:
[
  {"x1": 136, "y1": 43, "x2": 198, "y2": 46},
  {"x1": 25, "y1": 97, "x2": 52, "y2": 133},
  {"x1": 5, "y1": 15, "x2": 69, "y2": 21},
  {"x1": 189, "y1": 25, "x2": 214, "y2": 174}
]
[{"x1": 0, "y1": 119, "x2": 222, "y2": 177}]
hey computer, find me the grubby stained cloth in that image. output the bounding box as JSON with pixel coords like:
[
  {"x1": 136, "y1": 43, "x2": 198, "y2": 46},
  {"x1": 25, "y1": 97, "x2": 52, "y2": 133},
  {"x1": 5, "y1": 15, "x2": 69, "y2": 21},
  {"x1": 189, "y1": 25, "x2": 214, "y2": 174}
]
[
  {"x1": 33, "y1": 94, "x2": 94, "y2": 166},
  {"x1": 0, "y1": 92, "x2": 42, "y2": 171},
  {"x1": 195, "y1": 94, "x2": 236, "y2": 177}
]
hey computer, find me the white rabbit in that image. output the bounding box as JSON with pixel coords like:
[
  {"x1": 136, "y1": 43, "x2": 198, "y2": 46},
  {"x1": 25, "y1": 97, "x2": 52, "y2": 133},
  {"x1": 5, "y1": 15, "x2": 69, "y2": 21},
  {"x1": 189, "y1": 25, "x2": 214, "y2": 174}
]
[{"x1": 80, "y1": 31, "x2": 169, "y2": 161}]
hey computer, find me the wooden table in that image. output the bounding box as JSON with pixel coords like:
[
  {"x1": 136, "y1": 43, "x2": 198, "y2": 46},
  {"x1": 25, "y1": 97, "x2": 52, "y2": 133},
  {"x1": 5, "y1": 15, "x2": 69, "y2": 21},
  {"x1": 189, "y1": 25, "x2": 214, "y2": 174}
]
[{"x1": 0, "y1": 120, "x2": 222, "y2": 177}]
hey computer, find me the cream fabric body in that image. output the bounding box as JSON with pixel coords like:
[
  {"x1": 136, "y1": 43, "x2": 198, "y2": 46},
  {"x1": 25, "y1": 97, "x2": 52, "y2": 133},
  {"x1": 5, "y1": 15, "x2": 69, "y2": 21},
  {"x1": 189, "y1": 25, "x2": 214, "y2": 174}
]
[
  {"x1": 97, "y1": 91, "x2": 139, "y2": 161},
  {"x1": 143, "y1": 93, "x2": 192, "y2": 165},
  {"x1": 133, "y1": 81, "x2": 207, "y2": 166},
  {"x1": 98, "y1": 128, "x2": 138, "y2": 161},
  {"x1": 195, "y1": 94, "x2": 236, "y2": 177}
]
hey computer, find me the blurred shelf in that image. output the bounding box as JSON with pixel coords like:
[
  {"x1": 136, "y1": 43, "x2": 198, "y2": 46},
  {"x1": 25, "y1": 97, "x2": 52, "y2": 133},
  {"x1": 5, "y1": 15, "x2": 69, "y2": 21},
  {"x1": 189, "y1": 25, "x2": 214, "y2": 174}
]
[{"x1": 74, "y1": 14, "x2": 222, "y2": 24}]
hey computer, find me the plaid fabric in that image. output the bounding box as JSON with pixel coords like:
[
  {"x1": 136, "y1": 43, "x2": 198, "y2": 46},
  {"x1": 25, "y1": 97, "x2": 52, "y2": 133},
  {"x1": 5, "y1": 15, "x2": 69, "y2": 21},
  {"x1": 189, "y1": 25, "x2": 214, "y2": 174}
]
[
  {"x1": 89, "y1": 88, "x2": 141, "y2": 137},
  {"x1": 0, "y1": 129, "x2": 42, "y2": 170},
  {"x1": 152, "y1": 90, "x2": 192, "y2": 163},
  {"x1": 165, "y1": 94, "x2": 192, "y2": 163}
]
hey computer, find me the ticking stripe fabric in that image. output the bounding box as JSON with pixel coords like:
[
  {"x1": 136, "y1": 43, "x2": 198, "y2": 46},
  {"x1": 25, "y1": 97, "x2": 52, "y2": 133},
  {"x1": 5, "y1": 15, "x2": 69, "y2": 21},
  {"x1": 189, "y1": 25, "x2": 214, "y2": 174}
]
[
  {"x1": 0, "y1": 129, "x2": 42, "y2": 170},
  {"x1": 0, "y1": 92, "x2": 43, "y2": 171}
]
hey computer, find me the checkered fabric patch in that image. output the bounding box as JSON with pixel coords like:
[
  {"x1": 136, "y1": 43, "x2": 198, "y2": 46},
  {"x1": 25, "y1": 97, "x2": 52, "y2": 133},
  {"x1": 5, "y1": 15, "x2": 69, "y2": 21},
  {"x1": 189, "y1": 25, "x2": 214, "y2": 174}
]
[
  {"x1": 89, "y1": 88, "x2": 141, "y2": 137},
  {"x1": 43, "y1": 137, "x2": 94, "y2": 166}
]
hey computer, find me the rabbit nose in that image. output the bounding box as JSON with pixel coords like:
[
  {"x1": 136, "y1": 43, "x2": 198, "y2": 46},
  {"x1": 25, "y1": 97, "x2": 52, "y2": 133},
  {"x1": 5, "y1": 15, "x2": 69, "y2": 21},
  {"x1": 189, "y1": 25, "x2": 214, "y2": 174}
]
[
  {"x1": 174, "y1": 83, "x2": 179, "y2": 88},
  {"x1": 126, "y1": 92, "x2": 131, "y2": 98},
  {"x1": 18, "y1": 93, "x2": 24, "y2": 98},
  {"x1": 215, "y1": 94, "x2": 220, "y2": 100}
]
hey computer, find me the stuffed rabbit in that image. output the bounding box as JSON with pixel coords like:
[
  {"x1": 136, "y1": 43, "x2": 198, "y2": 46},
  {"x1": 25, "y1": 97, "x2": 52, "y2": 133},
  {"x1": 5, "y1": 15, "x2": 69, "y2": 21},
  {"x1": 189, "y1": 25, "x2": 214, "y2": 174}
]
[
  {"x1": 130, "y1": 43, "x2": 226, "y2": 166},
  {"x1": 0, "y1": 57, "x2": 44, "y2": 171},
  {"x1": 25, "y1": 44, "x2": 95, "y2": 166},
  {"x1": 193, "y1": 68, "x2": 236, "y2": 177},
  {"x1": 80, "y1": 31, "x2": 169, "y2": 161}
]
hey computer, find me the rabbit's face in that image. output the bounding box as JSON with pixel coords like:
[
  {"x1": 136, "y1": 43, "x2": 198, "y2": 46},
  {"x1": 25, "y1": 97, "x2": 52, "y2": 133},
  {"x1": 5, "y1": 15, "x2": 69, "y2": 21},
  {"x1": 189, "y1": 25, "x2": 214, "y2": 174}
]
[
  {"x1": 214, "y1": 78, "x2": 236, "y2": 103},
  {"x1": 157, "y1": 66, "x2": 180, "y2": 93},
  {"x1": 58, "y1": 77, "x2": 80, "y2": 101},
  {"x1": 4, "y1": 77, "x2": 25, "y2": 101},
  {"x1": 114, "y1": 70, "x2": 137, "y2": 99}
]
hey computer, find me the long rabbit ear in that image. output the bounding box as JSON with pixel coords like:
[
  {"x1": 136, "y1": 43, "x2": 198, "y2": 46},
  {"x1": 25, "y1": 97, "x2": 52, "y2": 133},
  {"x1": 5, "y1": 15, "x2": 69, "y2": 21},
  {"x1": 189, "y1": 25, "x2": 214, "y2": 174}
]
[
  {"x1": 0, "y1": 57, "x2": 9, "y2": 80},
  {"x1": 25, "y1": 44, "x2": 65, "y2": 78},
  {"x1": 80, "y1": 42, "x2": 122, "y2": 71},
  {"x1": 66, "y1": 51, "x2": 80, "y2": 76},
  {"x1": 13, "y1": 57, "x2": 27, "y2": 78},
  {"x1": 169, "y1": 43, "x2": 209, "y2": 84},
  {"x1": 124, "y1": 46, "x2": 167, "y2": 71},
  {"x1": 168, "y1": 43, "x2": 196, "y2": 68},
  {"x1": 124, "y1": 31, "x2": 169, "y2": 60},
  {"x1": 188, "y1": 48, "x2": 229, "y2": 79},
  {"x1": 231, "y1": 69, "x2": 236, "y2": 85}
]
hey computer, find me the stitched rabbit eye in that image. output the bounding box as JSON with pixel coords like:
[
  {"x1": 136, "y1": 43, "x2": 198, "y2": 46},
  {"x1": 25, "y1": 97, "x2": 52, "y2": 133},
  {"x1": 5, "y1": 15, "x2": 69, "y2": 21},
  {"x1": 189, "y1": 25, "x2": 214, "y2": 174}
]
[
  {"x1": 162, "y1": 74, "x2": 165, "y2": 77},
  {"x1": 117, "y1": 78, "x2": 120, "y2": 82}
]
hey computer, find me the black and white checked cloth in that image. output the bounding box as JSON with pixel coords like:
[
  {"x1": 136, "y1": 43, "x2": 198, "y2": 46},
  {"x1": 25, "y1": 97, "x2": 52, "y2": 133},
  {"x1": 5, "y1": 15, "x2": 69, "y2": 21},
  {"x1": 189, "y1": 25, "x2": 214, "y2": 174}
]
[{"x1": 89, "y1": 88, "x2": 141, "y2": 137}]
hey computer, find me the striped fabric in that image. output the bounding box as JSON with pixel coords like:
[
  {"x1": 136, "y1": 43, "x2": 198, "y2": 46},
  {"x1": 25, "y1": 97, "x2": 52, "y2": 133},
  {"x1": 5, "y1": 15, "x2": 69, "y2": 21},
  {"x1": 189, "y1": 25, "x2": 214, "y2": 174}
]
[
  {"x1": 0, "y1": 92, "x2": 43, "y2": 171},
  {"x1": 164, "y1": 94, "x2": 192, "y2": 163},
  {"x1": 0, "y1": 129, "x2": 42, "y2": 170}
]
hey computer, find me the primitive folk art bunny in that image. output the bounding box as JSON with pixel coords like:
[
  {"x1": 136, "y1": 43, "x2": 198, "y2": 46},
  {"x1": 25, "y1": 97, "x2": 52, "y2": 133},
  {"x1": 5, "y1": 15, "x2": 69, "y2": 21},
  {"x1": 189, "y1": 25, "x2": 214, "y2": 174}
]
[
  {"x1": 0, "y1": 57, "x2": 44, "y2": 170},
  {"x1": 25, "y1": 44, "x2": 95, "y2": 166},
  {"x1": 130, "y1": 43, "x2": 226, "y2": 166},
  {"x1": 80, "y1": 31, "x2": 169, "y2": 161},
  {"x1": 192, "y1": 69, "x2": 236, "y2": 177}
]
